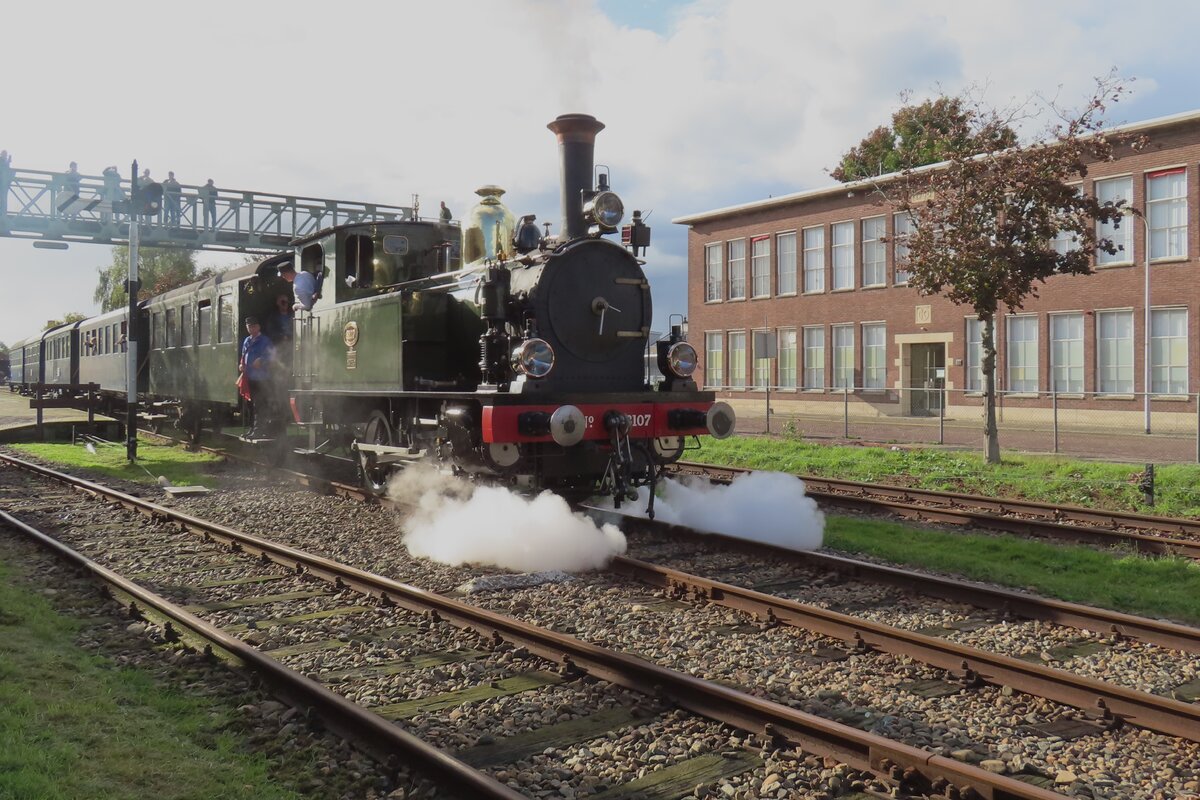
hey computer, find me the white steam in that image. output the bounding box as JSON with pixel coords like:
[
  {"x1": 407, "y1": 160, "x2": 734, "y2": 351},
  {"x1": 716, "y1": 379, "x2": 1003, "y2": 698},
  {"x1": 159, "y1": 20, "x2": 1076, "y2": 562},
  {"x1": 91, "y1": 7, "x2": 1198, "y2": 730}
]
[
  {"x1": 390, "y1": 465, "x2": 626, "y2": 572},
  {"x1": 629, "y1": 472, "x2": 825, "y2": 551}
]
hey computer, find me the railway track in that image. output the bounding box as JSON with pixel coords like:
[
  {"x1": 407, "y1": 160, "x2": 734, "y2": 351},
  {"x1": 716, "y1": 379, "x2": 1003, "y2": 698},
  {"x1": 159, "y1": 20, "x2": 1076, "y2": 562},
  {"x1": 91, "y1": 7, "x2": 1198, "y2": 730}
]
[
  {"x1": 668, "y1": 461, "x2": 1200, "y2": 561},
  {"x1": 4, "y1": 447, "x2": 1200, "y2": 796},
  {"x1": 0, "y1": 451, "x2": 1082, "y2": 800}
]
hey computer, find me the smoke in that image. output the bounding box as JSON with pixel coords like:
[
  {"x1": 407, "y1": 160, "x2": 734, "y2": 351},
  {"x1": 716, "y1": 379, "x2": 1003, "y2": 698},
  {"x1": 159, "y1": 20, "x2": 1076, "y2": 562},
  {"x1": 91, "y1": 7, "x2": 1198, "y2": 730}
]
[
  {"x1": 627, "y1": 472, "x2": 825, "y2": 551},
  {"x1": 390, "y1": 465, "x2": 627, "y2": 572}
]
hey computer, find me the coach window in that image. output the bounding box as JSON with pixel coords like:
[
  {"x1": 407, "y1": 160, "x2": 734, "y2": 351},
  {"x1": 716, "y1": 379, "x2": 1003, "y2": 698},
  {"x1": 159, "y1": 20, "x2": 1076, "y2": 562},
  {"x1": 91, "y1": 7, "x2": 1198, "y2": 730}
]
[
  {"x1": 151, "y1": 312, "x2": 162, "y2": 350},
  {"x1": 165, "y1": 309, "x2": 176, "y2": 348},
  {"x1": 181, "y1": 305, "x2": 193, "y2": 347},
  {"x1": 217, "y1": 292, "x2": 234, "y2": 343},
  {"x1": 120, "y1": 322, "x2": 127, "y2": 353},
  {"x1": 198, "y1": 301, "x2": 212, "y2": 345},
  {"x1": 344, "y1": 234, "x2": 375, "y2": 292}
]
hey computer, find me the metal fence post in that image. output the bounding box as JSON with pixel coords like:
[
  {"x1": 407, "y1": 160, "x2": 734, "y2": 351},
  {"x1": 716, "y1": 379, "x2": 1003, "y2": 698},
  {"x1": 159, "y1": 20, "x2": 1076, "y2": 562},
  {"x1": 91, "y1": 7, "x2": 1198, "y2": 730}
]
[
  {"x1": 1195, "y1": 393, "x2": 1199, "y2": 464},
  {"x1": 939, "y1": 391, "x2": 945, "y2": 445},
  {"x1": 1052, "y1": 389, "x2": 1059, "y2": 454},
  {"x1": 843, "y1": 389, "x2": 849, "y2": 439}
]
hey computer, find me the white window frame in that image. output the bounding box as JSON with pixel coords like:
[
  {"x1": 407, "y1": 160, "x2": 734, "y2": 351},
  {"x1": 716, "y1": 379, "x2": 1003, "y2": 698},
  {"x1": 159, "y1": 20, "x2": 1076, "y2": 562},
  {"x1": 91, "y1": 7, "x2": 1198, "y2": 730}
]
[
  {"x1": 777, "y1": 328, "x2": 797, "y2": 389},
  {"x1": 1151, "y1": 307, "x2": 1188, "y2": 395},
  {"x1": 1006, "y1": 314, "x2": 1039, "y2": 394},
  {"x1": 704, "y1": 331, "x2": 724, "y2": 389},
  {"x1": 1096, "y1": 309, "x2": 1135, "y2": 395},
  {"x1": 704, "y1": 243, "x2": 723, "y2": 302},
  {"x1": 1049, "y1": 312, "x2": 1084, "y2": 395},
  {"x1": 1095, "y1": 175, "x2": 1133, "y2": 266},
  {"x1": 727, "y1": 239, "x2": 746, "y2": 300},
  {"x1": 727, "y1": 330, "x2": 747, "y2": 388},
  {"x1": 861, "y1": 216, "x2": 886, "y2": 287},
  {"x1": 862, "y1": 322, "x2": 886, "y2": 390},
  {"x1": 1051, "y1": 182, "x2": 1082, "y2": 256},
  {"x1": 752, "y1": 328, "x2": 770, "y2": 388},
  {"x1": 776, "y1": 231, "x2": 797, "y2": 296},
  {"x1": 965, "y1": 318, "x2": 984, "y2": 393},
  {"x1": 832, "y1": 324, "x2": 855, "y2": 390},
  {"x1": 1147, "y1": 168, "x2": 1188, "y2": 261},
  {"x1": 802, "y1": 326, "x2": 825, "y2": 390},
  {"x1": 802, "y1": 226, "x2": 824, "y2": 293},
  {"x1": 750, "y1": 236, "x2": 771, "y2": 298},
  {"x1": 831, "y1": 221, "x2": 854, "y2": 291},
  {"x1": 893, "y1": 212, "x2": 913, "y2": 285}
]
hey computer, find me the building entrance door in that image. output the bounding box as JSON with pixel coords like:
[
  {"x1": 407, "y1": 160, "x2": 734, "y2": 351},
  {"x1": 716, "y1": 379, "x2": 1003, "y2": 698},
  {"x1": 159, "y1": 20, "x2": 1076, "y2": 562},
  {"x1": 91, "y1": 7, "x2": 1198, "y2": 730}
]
[{"x1": 908, "y1": 343, "x2": 945, "y2": 416}]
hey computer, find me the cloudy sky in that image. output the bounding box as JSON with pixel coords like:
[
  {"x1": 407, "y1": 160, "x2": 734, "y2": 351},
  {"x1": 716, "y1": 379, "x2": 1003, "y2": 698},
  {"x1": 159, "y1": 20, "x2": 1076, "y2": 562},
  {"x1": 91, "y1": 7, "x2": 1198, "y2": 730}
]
[{"x1": 4, "y1": 0, "x2": 1200, "y2": 347}]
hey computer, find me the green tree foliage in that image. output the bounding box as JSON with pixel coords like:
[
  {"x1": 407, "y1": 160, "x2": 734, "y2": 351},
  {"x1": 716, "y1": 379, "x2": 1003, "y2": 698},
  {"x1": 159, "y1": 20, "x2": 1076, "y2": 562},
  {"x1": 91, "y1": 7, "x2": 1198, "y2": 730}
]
[
  {"x1": 43, "y1": 312, "x2": 88, "y2": 331},
  {"x1": 0, "y1": 341, "x2": 8, "y2": 359},
  {"x1": 93, "y1": 246, "x2": 215, "y2": 312},
  {"x1": 879, "y1": 75, "x2": 1140, "y2": 463},
  {"x1": 831, "y1": 96, "x2": 1018, "y2": 182}
]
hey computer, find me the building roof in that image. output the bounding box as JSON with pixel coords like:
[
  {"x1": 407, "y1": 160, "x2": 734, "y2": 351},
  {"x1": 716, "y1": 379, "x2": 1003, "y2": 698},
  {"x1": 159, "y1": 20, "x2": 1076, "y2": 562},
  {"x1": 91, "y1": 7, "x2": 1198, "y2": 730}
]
[{"x1": 671, "y1": 108, "x2": 1200, "y2": 226}]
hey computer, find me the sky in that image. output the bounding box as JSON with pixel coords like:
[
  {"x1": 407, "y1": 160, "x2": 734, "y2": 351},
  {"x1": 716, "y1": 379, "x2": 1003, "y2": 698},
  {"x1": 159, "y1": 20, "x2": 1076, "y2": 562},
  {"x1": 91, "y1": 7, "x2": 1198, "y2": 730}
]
[{"x1": 5, "y1": 0, "x2": 1200, "y2": 347}]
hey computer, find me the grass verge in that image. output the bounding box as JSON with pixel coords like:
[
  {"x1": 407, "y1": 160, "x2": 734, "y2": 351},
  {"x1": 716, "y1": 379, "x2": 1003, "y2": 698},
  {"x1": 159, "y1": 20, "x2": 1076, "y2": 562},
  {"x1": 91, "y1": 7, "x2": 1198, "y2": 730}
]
[
  {"x1": 9, "y1": 435, "x2": 222, "y2": 488},
  {"x1": 0, "y1": 541, "x2": 298, "y2": 800},
  {"x1": 824, "y1": 516, "x2": 1200, "y2": 624},
  {"x1": 694, "y1": 436, "x2": 1200, "y2": 518}
]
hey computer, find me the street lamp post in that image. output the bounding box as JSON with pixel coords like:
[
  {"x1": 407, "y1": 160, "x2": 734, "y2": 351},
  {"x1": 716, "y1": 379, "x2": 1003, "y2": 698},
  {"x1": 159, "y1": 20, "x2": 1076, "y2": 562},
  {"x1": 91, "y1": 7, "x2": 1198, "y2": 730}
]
[{"x1": 1142, "y1": 213, "x2": 1151, "y2": 435}]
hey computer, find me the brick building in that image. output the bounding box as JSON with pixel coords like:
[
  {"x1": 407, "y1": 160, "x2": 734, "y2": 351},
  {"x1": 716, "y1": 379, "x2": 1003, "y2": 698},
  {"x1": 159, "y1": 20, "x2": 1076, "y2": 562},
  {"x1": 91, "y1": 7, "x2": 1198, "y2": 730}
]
[{"x1": 675, "y1": 110, "x2": 1200, "y2": 429}]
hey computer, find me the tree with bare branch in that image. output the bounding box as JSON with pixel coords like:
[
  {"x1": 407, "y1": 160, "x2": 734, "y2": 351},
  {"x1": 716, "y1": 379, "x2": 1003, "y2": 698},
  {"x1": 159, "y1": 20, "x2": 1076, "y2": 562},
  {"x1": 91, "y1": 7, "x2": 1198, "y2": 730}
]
[{"x1": 873, "y1": 76, "x2": 1141, "y2": 463}]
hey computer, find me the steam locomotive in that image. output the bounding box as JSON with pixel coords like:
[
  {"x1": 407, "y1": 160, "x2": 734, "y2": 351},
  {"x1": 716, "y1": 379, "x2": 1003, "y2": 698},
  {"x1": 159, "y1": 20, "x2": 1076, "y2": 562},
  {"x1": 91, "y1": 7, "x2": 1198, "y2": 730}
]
[{"x1": 10, "y1": 115, "x2": 735, "y2": 513}]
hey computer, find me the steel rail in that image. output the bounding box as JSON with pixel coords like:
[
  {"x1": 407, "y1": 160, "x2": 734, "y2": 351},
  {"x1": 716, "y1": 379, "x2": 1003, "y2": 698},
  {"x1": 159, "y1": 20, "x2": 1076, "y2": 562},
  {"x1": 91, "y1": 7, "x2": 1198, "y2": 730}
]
[
  {"x1": 602, "y1": 549, "x2": 1200, "y2": 742},
  {"x1": 0, "y1": 508, "x2": 525, "y2": 800},
  {"x1": 670, "y1": 462, "x2": 1200, "y2": 560},
  {"x1": 595, "y1": 512, "x2": 1200, "y2": 656},
  {"x1": 0, "y1": 452, "x2": 1066, "y2": 800}
]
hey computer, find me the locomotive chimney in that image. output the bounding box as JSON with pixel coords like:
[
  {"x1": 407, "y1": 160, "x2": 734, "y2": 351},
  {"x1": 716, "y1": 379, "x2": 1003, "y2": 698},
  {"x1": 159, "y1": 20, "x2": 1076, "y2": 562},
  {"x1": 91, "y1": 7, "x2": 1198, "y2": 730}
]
[{"x1": 547, "y1": 113, "x2": 605, "y2": 240}]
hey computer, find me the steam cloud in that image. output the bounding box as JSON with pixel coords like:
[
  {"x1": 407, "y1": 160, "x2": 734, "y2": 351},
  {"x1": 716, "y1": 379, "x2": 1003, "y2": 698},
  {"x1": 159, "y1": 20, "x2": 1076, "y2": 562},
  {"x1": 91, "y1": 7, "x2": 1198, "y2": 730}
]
[
  {"x1": 628, "y1": 472, "x2": 825, "y2": 551},
  {"x1": 391, "y1": 465, "x2": 627, "y2": 572}
]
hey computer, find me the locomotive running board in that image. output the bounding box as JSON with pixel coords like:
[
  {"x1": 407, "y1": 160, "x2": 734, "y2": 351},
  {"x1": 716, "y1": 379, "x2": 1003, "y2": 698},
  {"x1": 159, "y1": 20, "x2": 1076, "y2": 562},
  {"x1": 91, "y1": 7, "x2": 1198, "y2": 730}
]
[{"x1": 351, "y1": 442, "x2": 427, "y2": 465}]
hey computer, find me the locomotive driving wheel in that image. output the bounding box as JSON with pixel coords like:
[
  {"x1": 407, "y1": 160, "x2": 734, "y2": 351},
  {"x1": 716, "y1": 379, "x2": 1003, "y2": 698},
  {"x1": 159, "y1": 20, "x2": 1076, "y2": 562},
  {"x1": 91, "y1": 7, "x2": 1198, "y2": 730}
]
[{"x1": 356, "y1": 410, "x2": 394, "y2": 495}]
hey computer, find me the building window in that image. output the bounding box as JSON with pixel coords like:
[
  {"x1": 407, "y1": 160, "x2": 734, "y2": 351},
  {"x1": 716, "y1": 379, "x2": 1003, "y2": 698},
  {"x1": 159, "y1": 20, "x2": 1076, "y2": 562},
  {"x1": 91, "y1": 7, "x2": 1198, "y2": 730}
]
[
  {"x1": 728, "y1": 240, "x2": 746, "y2": 300},
  {"x1": 704, "y1": 332, "x2": 723, "y2": 389},
  {"x1": 1049, "y1": 313, "x2": 1083, "y2": 394},
  {"x1": 778, "y1": 328, "x2": 797, "y2": 388},
  {"x1": 1095, "y1": 176, "x2": 1132, "y2": 266},
  {"x1": 893, "y1": 212, "x2": 914, "y2": 284},
  {"x1": 1097, "y1": 310, "x2": 1134, "y2": 394},
  {"x1": 803, "y1": 226, "x2": 824, "y2": 293},
  {"x1": 1148, "y1": 168, "x2": 1187, "y2": 260},
  {"x1": 1052, "y1": 184, "x2": 1082, "y2": 255},
  {"x1": 832, "y1": 221, "x2": 854, "y2": 290},
  {"x1": 861, "y1": 216, "x2": 886, "y2": 287},
  {"x1": 750, "y1": 236, "x2": 770, "y2": 298},
  {"x1": 1006, "y1": 315, "x2": 1038, "y2": 393},
  {"x1": 752, "y1": 330, "x2": 770, "y2": 388},
  {"x1": 832, "y1": 324, "x2": 854, "y2": 389},
  {"x1": 862, "y1": 323, "x2": 886, "y2": 389},
  {"x1": 776, "y1": 232, "x2": 796, "y2": 295},
  {"x1": 704, "y1": 244, "x2": 722, "y2": 302},
  {"x1": 965, "y1": 318, "x2": 984, "y2": 392},
  {"x1": 727, "y1": 331, "x2": 746, "y2": 387},
  {"x1": 803, "y1": 327, "x2": 825, "y2": 389},
  {"x1": 1151, "y1": 307, "x2": 1188, "y2": 395}
]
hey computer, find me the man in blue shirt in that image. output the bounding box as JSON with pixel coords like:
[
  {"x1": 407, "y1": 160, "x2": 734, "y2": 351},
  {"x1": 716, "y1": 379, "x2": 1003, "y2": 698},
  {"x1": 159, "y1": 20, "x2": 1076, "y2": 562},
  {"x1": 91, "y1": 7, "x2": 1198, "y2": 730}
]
[
  {"x1": 239, "y1": 317, "x2": 275, "y2": 438},
  {"x1": 280, "y1": 261, "x2": 318, "y2": 310}
]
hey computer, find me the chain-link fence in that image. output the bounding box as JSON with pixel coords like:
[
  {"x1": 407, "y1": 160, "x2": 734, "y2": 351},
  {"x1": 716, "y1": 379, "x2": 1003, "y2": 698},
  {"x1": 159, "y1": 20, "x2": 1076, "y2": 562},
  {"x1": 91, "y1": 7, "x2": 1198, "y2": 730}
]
[{"x1": 724, "y1": 387, "x2": 1200, "y2": 463}]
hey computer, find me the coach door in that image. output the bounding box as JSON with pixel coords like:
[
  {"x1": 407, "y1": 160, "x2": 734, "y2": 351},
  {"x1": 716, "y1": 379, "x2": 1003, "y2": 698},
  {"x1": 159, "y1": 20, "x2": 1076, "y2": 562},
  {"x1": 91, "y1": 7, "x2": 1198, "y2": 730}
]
[{"x1": 908, "y1": 343, "x2": 945, "y2": 416}]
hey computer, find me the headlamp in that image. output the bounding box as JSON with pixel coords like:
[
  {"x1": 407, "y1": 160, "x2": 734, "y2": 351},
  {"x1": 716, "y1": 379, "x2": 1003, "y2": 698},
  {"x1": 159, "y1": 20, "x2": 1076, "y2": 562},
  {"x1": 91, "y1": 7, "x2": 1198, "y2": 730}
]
[
  {"x1": 584, "y1": 191, "x2": 624, "y2": 230},
  {"x1": 666, "y1": 342, "x2": 698, "y2": 378},
  {"x1": 511, "y1": 338, "x2": 555, "y2": 378}
]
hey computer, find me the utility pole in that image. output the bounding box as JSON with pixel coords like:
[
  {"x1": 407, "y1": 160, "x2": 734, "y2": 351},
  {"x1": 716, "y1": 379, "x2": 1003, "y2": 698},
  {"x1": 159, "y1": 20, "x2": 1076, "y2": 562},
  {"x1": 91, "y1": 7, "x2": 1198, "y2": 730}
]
[{"x1": 126, "y1": 160, "x2": 140, "y2": 462}]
